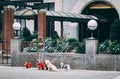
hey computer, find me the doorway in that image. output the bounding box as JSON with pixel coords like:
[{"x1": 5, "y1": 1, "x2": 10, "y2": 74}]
[{"x1": 81, "y1": 1, "x2": 119, "y2": 42}]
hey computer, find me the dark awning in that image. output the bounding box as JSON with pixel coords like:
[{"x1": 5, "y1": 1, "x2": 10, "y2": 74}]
[
  {"x1": 14, "y1": 8, "x2": 37, "y2": 19},
  {"x1": 14, "y1": 8, "x2": 98, "y2": 22},
  {"x1": 46, "y1": 11, "x2": 98, "y2": 22}
]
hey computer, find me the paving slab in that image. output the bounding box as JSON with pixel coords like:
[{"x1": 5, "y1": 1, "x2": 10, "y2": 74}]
[{"x1": 0, "y1": 66, "x2": 120, "y2": 79}]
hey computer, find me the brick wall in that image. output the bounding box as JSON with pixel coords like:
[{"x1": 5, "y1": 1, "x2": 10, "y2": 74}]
[
  {"x1": 2, "y1": 7, "x2": 14, "y2": 54},
  {"x1": 0, "y1": 43, "x2": 2, "y2": 50},
  {"x1": 38, "y1": 11, "x2": 46, "y2": 39}
]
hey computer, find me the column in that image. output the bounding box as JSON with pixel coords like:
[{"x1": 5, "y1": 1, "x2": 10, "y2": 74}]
[
  {"x1": 38, "y1": 11, "x2": 46, "y2": 39},
  {"x1": 85, "y1": 39, "x2": 98, "y2": 70},
  {"x1": 2, "y1": 6, "x2": 14, "y2": 55},
  {"x1": 11, "y1": 39, "x2": 21, "y2": 66}
]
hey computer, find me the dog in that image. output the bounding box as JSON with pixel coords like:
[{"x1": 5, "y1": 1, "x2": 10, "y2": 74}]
[
  {"x1": 37, "y1": 60, "x2": 45, "y2": 70},
  {"x1": 24, "y1": 61, "x2": 31, "y2": 68},
  {"x1": 44, "y1": 60, "x2": 58, "y2": 71},
  {"x1": 60, "y1": 62, "x2": 71, "y2": 71}
]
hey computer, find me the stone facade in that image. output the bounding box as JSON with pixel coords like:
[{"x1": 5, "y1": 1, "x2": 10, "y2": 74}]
[
  {"x1": 71, "y1": 0, "x2": 117, "y2": 15},
  {"x1": 11, "y1": 52, "x2": 120, "y2": 71},
  {"x1": 55, "y1": 0, "x2": 120, "y2": 40},
  {"x1": 10, "y1": 38, "x2": 120, "y2": 71},
  {"x1": 11, "y1": 39, "x2": 21, "y2": 66}
]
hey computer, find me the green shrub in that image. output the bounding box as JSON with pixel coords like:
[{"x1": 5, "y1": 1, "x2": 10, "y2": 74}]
[
  {"x1": 21, "y1": 27, "x2": 32, "y2": 41},
  {"x1": 66, "y1": 38, "x2": 85, "y2": 53},
  {"x1": 75, "y1": 42, "x2": 85, "y2": 53},
  {"x1": 67, "y1": 38, "x2": 78, "y2": 51},
  {"x1": 24, "y1": 38, "x2": 85, "y2": 53},
  {"x1": 26, "y1": 39, "x2": 43, "y2": 52},
  {"x1": 99, "y1": 40, "x2": 120, "y2": 54},
  {"x1": 110, "y1": 20, "x2": 120, "y2": 42},
  {"x1": 44, "y1": 37, "x2": 66, "y2": 52}
]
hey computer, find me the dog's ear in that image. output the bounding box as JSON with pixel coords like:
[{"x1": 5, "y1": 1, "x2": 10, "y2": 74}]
[
  {"x1": 45, "y1": 60, "x2": 49, "y2": 65},
  {"x1": 46, "y1": 62, "x2": 48, "y2": 65},
  {"x1": 44, "y1": 60, "x2": 47, "y2": 64}
]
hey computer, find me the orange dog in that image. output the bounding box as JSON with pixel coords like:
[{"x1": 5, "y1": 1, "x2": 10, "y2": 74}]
[
  {"x1": 37, "y1": 60, "x2": 45, "y2": 70},
  {"x1": 24, "y1": 61, "x2": 31, "y2": 68}
]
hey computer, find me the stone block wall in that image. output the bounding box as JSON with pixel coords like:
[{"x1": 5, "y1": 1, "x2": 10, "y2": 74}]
[
  {"x1": 116, "y1": 55, "x2": 120, "y2": 71},
  {"x1": 14, "y1": 52, "x2": 86, "y2": 69},
  {"x1": 95, "y1": 54, "x2": 120, "y2": 71},
  {"x1": 37, "y1": 53, "x2": 86, "y2": 69},
  {"x1": 12, "y1": 52, "x2": 120, "y2": 71},
  {"x1": 18, "y1": 53, "x2": 37, "y2": 67},
  {"x1": 95, "y1": 54, "x2": 115, "y2": 71}
]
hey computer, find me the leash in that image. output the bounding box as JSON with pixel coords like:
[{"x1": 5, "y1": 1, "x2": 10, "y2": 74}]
[{"x1": 30, "y1": 49, "x2": 41, "y2": 61}]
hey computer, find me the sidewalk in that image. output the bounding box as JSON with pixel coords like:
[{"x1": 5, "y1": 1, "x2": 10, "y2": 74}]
[
  {"x1": 0, "y1": 66, "x2": 120, "y2": 79},
  {"x1": 0, "y1": 53, "x2": 11, "y2": 64}
]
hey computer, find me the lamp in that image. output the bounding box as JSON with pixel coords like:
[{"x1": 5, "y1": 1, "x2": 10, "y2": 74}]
[
  {"x1": 87, "y1": 20, "x2": 98, "y2": 39},
  {"x1": 13, "y1": 22, "x2": 21, "y2": 38}
]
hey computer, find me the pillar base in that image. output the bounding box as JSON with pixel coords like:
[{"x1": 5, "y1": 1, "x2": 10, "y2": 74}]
[
  {"x1": 11, "y1": 39, "x2": 21, "y2": 66},
  {"x1": 85, "y1": 39, "x2": 98, "y2": 70}
]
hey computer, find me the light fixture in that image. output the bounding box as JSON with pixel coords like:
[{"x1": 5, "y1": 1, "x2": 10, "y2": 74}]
[
  {"x1": 13, "y1": 22, "x2": 21, "y2": 38},
  {"x1": 87, "y1": 20, "x2": 98, "y2": 39}
]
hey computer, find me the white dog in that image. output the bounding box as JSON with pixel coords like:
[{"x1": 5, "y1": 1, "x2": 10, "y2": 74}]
[
  {"x1": 60, "y1": 62, "x2": 71, "y2": 71},
  {"x1": 44, "y1": 60, "x2": 58, "y2": 71}
]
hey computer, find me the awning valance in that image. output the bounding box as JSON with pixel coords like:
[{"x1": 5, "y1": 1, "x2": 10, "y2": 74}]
[
  {"x1": 14, "y1": 8, "x2": 98, "y2": 21},
  {"x1": 46, "y1": 11, "x2": 98, "y2": 22},
  {"x1": 46, "y1": 11, "x2": 98, "y2": 19}
]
